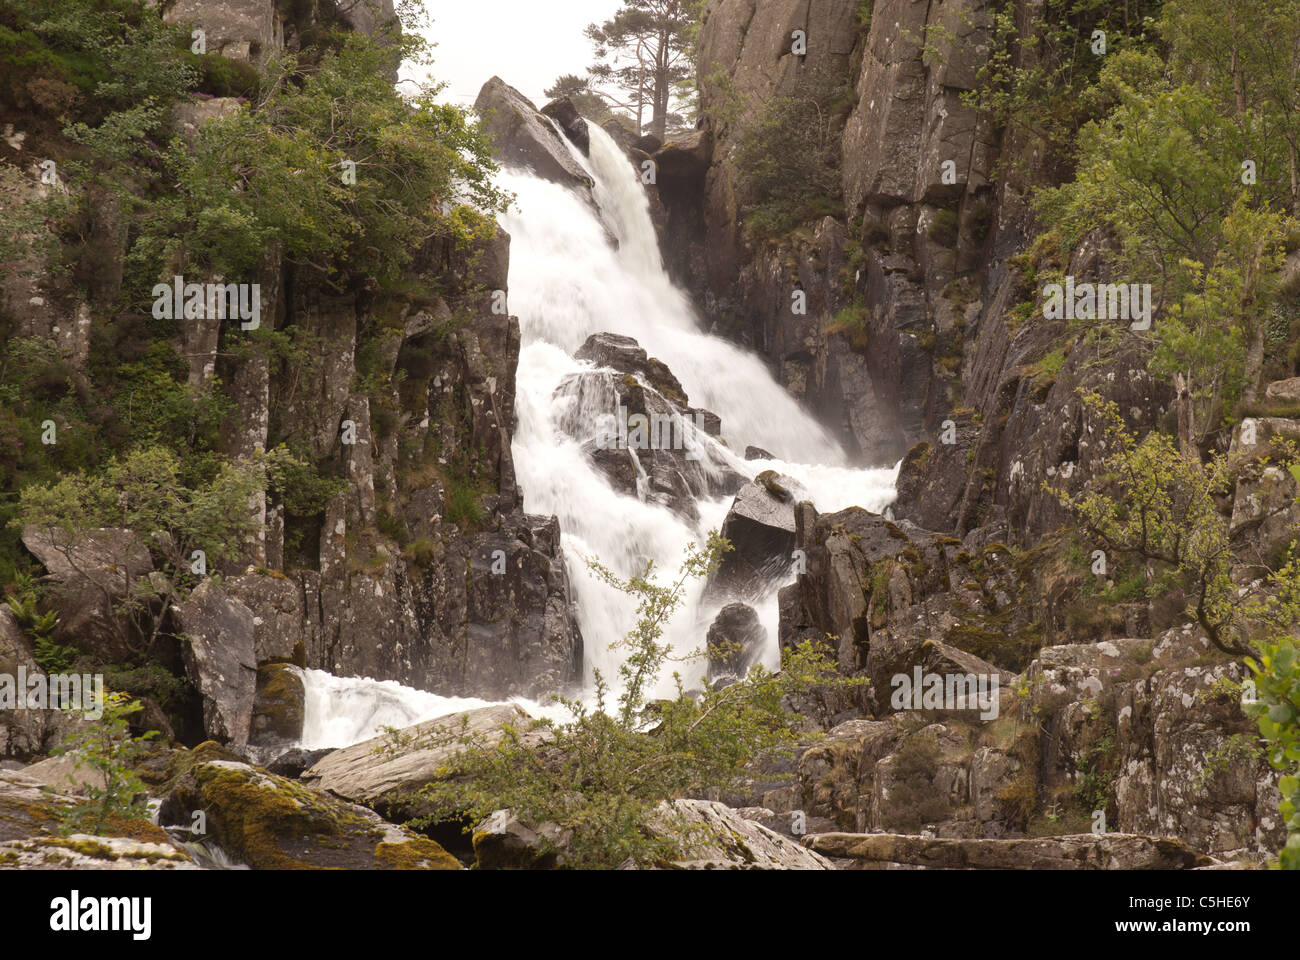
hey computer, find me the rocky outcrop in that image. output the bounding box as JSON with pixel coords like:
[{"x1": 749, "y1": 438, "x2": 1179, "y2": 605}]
[
  {"x1": 475, "y1": 78, "x2": 594, "y2": 191},
  {"x1": 301, "y1": 704, "x2": 541, "y2": 817},
  {"x1": 560, "y1": 333, "x2": 744, "y2": 523},
  {"x1": 249, "y1": 663, "x2": 305, "y2": 748},
  {"x1": 705, "y1": 472, "x2": 805, "y2": 601},
  {"x1": 541, "y1": 98, "x2": 590, "y2": 154},
  {"x1": 0, "y1": 769, "x2": 194, "y2": 869},
  {"x1": 20, "y1": 526, "x2": 153, "y2": 662},
  {"x1": 157, "y1": 742, "x2": 460, "y2": 869},
  {"x1": 174, "y1": 581, "x2": 258, "y2": 747},
  {"x1": 642, "y1": 798, "x2": 835, "y2": 869}
]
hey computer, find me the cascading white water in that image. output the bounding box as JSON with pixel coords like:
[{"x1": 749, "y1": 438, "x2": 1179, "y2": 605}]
[
  {"x1": 505, "y1": 123, "x2": 899, "y2": 696},
  {"x1": 290, "y1": 123, "x2": 899, "y2": 749}
]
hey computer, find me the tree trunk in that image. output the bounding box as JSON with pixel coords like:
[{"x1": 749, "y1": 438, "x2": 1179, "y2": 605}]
[{"x1": 1175, "y1": 372, "x2": 1195, "y2": 456}]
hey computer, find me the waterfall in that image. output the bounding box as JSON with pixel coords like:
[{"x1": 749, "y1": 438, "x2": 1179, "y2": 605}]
[
  {"x1": 505, "y1": 123, "x2": 898, "y2": 697},
  {"x1": 290, "y1": 123, "x2": 898, "y2": 750}
]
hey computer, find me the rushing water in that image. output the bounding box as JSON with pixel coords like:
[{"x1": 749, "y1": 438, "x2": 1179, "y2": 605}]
[
  {"x1": 504, "y1": 123, "x2": 897, "y2": 695},
  {"x1": 293, "y1": 122, "x2": 898, "y2": 749}
]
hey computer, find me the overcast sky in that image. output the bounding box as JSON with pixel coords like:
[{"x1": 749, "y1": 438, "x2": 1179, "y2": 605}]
[{"x1": 411, "y1": 0, "x2": 622, "y2": 107}]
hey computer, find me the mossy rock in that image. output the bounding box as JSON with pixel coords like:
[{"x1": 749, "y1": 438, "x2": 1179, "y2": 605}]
[
  {"x1": 250, "y1": 663, "x2": 305, "y2": 747},
  {"x1": 159, "y1": 750, "x2": 460, "y2": 870},
  {"x1": 753, "y1": 470, "x2": 792, "y2": 502}
]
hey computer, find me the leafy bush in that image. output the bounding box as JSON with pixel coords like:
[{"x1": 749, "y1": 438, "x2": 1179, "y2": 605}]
[
  {"x1": 731, "y1": 90, "x2": 847, "y2": 242},
  {"x1": 52, "y1": 693, "x2": 157, "y2": 835},
  {"x1": 1247, "y1": 642, "x2": 1300, "y2": 868}
]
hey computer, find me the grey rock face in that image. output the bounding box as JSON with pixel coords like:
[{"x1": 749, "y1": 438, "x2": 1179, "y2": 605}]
[
  {"x1": 475, "y1": 77, "x2": 594, "y2": 192},
  {"x1": 705, "y1": 473, "x2": 805, "y2": 601},
  {"x1": 301, "y1": 704, "x2": 539, "y2": 815},
  {"x1": 174, "y1": 581, "x2": 258, "y2": 746}
]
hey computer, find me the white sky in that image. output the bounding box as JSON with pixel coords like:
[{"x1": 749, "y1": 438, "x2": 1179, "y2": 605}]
[{"x1": 410, "y1": 0, "x2": 623, "y2": 108}]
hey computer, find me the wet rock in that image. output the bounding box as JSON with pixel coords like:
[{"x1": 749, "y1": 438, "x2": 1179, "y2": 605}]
[
  {"x1": 475, "y1": 77, "x2": 593, "y2": 192},
  {"x1": 541, "y1": 97, "x2": 589, "y2": 154},
  {"x1": 706, "y1": 603, "x2": 767, "y2": 687},
  {"x1": 705, "y1": 472, "x2": 806, "y2": 602},
  {"x1": 249, "y1": 664, "x2": 305, "y2": 748},
  {"x1": 575, "y1": 332, "x2": 688, "y2": 405},
  {"x1": 263, "y1": 747, "x2": 332, "y2": 779}
]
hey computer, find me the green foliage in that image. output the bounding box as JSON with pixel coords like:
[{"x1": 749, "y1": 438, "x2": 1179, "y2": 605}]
[
  {"x1": 146, "y1": 31, "x2": 511, "y2": 287},
  {"x1": 0, "y1": 0, "x2": 196, "y2": 121},
  {"x1": 52, "y1": 692, "x2": 157, "y2": 834},
  {"x1": 4, "y1": 574, "x2": 76, "y2": 673},
  {"x1": 731, "y1": 90, "x2": 847, "y2": 242},
  {"x1": 544, "y1": 74, "x2": 614, "y2": 124},
  {"x1": 1246, "y1": 642, "x2": 1300, "y2": 868},
  {"x1": 585, "y1": 0, "x2": 703, "y2": 137},
  {"x1": 13, "y1": 444, "x2": 286, "y2": 652},
  {"x1": 964, "y1": 0, "x2": 1162, "y2": 169},
  {"x1": 443, "y1": 480, "x2": 486, "y2": 530},
  {"x1": 404, "y1": 534, "x2": 864, "y2": 868},
  {"x1": 266, "y1": 444, "x2": 346, "y2": 520},
  {"x1": 856, "y1": 0, "x2": 873, "y2": 33},
  {"x1": 1051, "y1": 394, "x2": 1242, "y2": 655}
]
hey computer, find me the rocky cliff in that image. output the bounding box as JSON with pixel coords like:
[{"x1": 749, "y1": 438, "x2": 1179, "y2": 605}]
[{"x1": 0, "y1": 0, "x2": 582, "y2": 758}]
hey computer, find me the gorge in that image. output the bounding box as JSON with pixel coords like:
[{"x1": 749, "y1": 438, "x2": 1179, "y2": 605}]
[{"x1": 0, "y1": 0, "x2": 1297, "y2": 877}]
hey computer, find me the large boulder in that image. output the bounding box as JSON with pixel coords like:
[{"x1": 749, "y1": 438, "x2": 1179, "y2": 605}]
[
  {"x1": 640, "y1": 799, "x2": 835, "y2": 869},
  {"x1": 173, "y1": 582, "x2": 257, "y2": 746},
  {"x1": 301, "y1": 704, "x2": 542, "y2": 818},
  {"x1": 157, "y1": 743, "x2": 460, "y2": 870},
  {"x1": 563, "y1": 333, "x2": 743, "y2": 522},
  {"x1": 161, "y1": 0, "x2": 282, "y2": 64},
  {"x1": 249, "y1": 664, "x2": 305, "y2": 749},
  {"x1": 540, "y1": 97, "x2": 590, "y2": 154},
  {"x1": 705, "y1": 473, "x2": 806, "y2": 602},
  {"x1": 475, "y1": 77, "x2": 594, "y2": 191},
  {"x1": 21, "y1": 525, "x2": 153, "y2": 662},
  {"x1": 705, "y1": 602, "x2": 767, "y2": 687}
]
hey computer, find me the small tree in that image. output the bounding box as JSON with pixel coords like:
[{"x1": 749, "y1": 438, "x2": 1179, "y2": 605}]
[
  {"x1": 52, "y1": 693, "x2": 158, "y2": 835},
  {"x1": 1050, "y1": 393, "x2": 1278, "y2": 657},
  {"x1": 13, "y1": 445, "x2": 293, "y2": 655},
  {"x1": 543, "y1": 74, "x2": 614, "y2": 124}
]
